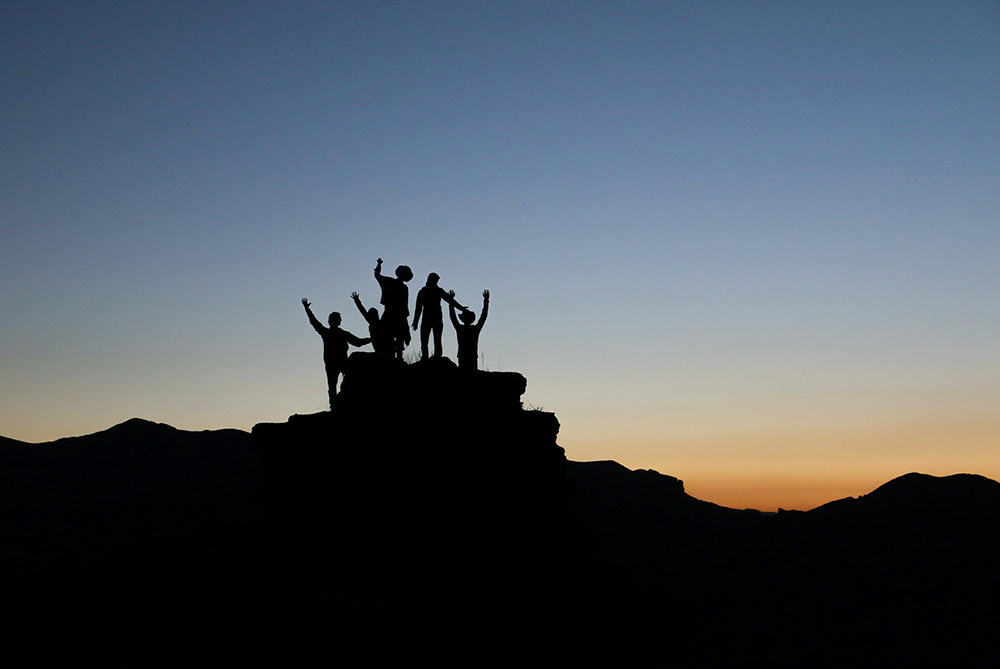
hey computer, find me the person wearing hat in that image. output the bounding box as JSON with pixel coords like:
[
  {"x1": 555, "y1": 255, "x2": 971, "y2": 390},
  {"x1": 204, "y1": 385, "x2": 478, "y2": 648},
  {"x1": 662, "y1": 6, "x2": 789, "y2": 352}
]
[{"x1": 449, "y1": 289, "x2": 489, "y2": 371}]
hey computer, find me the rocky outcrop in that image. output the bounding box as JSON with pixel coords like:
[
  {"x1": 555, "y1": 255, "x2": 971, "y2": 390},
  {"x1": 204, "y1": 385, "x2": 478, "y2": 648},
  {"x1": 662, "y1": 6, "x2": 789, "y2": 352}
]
[
  {"x1": 251, "y1": 356, "x2": 583, "y2": 637},
  {"x1": 255, "y1": 358, "x2": 568, "y2": 514}
]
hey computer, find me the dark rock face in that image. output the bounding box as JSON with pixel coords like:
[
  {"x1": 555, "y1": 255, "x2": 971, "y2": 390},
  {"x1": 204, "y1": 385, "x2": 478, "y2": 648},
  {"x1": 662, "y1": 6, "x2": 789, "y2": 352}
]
[
  {"x1": 251, "y1": 356, "x2": 586, "y2": 661},
  {"x1": 254, "y1": 357, "x2": 572, "y2": 544}
]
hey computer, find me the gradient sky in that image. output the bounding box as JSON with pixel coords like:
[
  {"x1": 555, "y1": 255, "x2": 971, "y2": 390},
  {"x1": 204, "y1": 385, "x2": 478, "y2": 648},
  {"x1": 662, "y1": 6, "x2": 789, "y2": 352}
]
[{"x1": 2, "y1": 1, "x2": 998, "y2": 510}]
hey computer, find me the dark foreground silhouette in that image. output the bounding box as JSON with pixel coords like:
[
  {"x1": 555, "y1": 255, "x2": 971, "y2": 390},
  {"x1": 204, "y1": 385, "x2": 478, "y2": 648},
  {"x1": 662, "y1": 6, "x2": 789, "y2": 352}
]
[
  {"x1": 350, "y1": 291, "x2": 392, "y2": 359},
  {"x1": 2, "y1": 366, "x2": 999, "y2": 665},
  {"x1": 301, "y1": 298, "x2": 370, "y2": 407},
  {"x1": 412, "y1": 273, "x2": 467, "y2": 359},
  {"x1": 373, "y1": 257, "x2": 413, "y2": 360},
  {"x1": 451, "y1": 289, "x2": 489, "y2": 370}
]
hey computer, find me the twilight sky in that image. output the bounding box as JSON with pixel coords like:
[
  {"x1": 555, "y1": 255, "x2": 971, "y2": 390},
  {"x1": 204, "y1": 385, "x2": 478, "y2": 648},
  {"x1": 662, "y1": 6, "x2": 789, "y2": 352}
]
[{"x1": 2, "y1": 1, "x2": 997, "y2": 510}]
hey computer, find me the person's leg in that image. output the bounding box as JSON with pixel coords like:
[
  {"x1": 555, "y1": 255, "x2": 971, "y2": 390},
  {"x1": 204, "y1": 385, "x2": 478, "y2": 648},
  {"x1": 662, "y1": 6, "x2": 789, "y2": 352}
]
[
  {"x1": 396, "y1": 319, "x2": 407, "y2": 359},
  {"x1": 432, "y1": 321, "x2": 443, "y2": 357},
  {"x1": 402, "y1": 315, "x2": 411, "y2": 347},
  {"x1": 420, "y1": 319, "x2": 432, "y2": 359},
  {"x1": 383, "y1": 309, "x2": 404, "y2": 360}
]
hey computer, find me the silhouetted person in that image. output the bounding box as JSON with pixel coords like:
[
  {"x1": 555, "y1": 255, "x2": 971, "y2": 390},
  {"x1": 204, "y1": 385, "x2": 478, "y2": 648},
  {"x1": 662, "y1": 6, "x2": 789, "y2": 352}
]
[
  {"x1": 302, "y1": 298, "x2": 370, "y2": 408},
  {"x1": 450, "y1": 289, "x2": 489, "y2": 371},
  {"x1": 351, "y1": 291, "x2": 392, "y2": 360},
  {"x1": 411, "y1": 273, "x2": 468, "y2": 360},
  {"x1": 374, "y1": 258, "x2": 413, "y2": 360}
]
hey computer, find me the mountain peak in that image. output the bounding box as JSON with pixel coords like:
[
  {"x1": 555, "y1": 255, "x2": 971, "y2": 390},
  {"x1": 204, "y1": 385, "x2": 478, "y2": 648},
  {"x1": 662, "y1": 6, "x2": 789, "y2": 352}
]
[
  {"x1": 864, "y1": 471, "x2": 1000, "y2": 511},
  {"x1": 108, "y1": 417, "x2": 177, "y2": 432}
]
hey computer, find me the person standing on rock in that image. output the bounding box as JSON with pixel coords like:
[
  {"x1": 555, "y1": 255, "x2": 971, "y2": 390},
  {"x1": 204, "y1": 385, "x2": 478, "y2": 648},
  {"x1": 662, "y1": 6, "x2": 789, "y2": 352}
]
[
  {"x1": 374, "y1": 257, "x2": 413, "y2": 360},
  {"x1": 411, "y1": 273, "x2": 468, "y2": 360},
  {"x1": 302, "y1": 298, "x2": 371, "y2": 408},
  {"x1": 449, "y1": 289, "x2": 489, "y2": 371}
]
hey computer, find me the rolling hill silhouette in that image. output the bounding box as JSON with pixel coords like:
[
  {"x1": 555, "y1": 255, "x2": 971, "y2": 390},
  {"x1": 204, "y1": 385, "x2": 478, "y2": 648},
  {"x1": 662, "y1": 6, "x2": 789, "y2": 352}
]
[
  {"x1": 1, "y1": 360, "x2": 997, "y2": 664},
  {"x1": 0, "y1": 418, "x2": 258, "y2": 568},
  {"x1": 567, "y1": 461, "x2": 1000, "y2": 665}
]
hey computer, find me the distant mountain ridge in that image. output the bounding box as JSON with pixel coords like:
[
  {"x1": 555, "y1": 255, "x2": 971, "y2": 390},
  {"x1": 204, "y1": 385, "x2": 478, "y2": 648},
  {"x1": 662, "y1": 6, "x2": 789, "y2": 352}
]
[{"x1": 0, "y1": 417, "x2": 259, "y2": 569}]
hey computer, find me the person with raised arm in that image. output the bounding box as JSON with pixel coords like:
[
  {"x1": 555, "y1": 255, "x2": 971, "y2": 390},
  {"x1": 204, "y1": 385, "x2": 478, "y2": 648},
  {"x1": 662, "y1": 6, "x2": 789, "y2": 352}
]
[
  {"x1": 411, "y1": 272, "x2": 468, "y2": 360},
  {"x1": 351, "y1": 291, "x2": 391, "y2": 360},
  {"x1": 373, "y1": 257, "x2": 413, "y2": 360},
  {"x1": 449, "y1": 289, "x2": 489, "y2": 371},
  {"x1": 302, "y1": 298, "x2": 371, "y2": 408}
]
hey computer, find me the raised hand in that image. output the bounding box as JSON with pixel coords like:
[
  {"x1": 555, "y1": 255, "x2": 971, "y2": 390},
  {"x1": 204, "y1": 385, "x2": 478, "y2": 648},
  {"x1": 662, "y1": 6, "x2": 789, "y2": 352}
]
[
  {"x1": 483, "y1": 289, "x2": 490, "y2": 299},
  {"x1": 302, "y1": 298, "x2": 311, "y2": 308},
  {"x1": 350, "y1": 292, "x2": 359, "y2": 300}
]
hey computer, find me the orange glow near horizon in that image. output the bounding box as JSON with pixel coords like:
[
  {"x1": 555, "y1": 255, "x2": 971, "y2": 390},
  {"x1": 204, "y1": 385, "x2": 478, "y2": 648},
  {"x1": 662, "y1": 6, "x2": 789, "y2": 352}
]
[{"x1": 562, "y1": 416, "x2": 1000, "y2": 512}]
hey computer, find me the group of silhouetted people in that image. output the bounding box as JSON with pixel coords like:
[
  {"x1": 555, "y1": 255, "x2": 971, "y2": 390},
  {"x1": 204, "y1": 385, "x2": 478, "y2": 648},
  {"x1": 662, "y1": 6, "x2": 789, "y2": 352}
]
[{"x1": 303, "y1": 258, "x2": 489, "y2": 408}]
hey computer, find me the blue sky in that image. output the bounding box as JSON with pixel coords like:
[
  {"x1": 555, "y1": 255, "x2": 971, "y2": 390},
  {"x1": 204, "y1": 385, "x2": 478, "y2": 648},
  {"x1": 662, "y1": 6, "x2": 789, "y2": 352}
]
[{"x1": 2, "y1": 1, "x2": 997, "y2": 509}]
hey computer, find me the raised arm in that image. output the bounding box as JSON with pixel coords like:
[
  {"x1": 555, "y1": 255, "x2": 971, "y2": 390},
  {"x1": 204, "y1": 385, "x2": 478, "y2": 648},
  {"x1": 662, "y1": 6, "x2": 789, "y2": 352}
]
[
  {"x1": 476, "y1": 290, "x2": 489, "y2": 331},
  {"x1": 440, "y1": 286, "x2": 468, "y2": 313},
  {"x1": 351, "y1": 292, "x2": 370, "y2": 322},
  {"x1": 374, "y1": 257, "x2": 393, "y2": 292},
  {"x1": 302, "y1": 298, "x2": 324, "y2": 334}
]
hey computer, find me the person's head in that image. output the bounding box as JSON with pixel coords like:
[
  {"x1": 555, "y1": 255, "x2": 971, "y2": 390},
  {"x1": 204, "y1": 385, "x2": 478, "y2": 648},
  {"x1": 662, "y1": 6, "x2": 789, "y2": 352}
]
[
  {"x1": 460, "y1": 310, "x2": 475, "y2": 325},
  {"x1": 367, "y1": 307, "x2": 379, "y2": 321},
  {"x1": 328, "y1": 312, "x2": 341, "y2": 327},
  {"x1": 426, "y1": 272, "x2": 439, "y2": 286},
  {"x1": 396, "y1": 265, "x2": 413, "y2": 282}
]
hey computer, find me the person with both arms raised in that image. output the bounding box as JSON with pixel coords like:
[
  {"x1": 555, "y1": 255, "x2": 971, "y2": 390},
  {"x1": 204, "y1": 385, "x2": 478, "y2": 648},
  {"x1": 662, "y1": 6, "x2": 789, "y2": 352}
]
[
  {"x1": 449, "y1": 289, "x2": 489, "y2": 371},
  {"x1": 411, "y1": 272, "x2": 468, "y2": 360}
]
